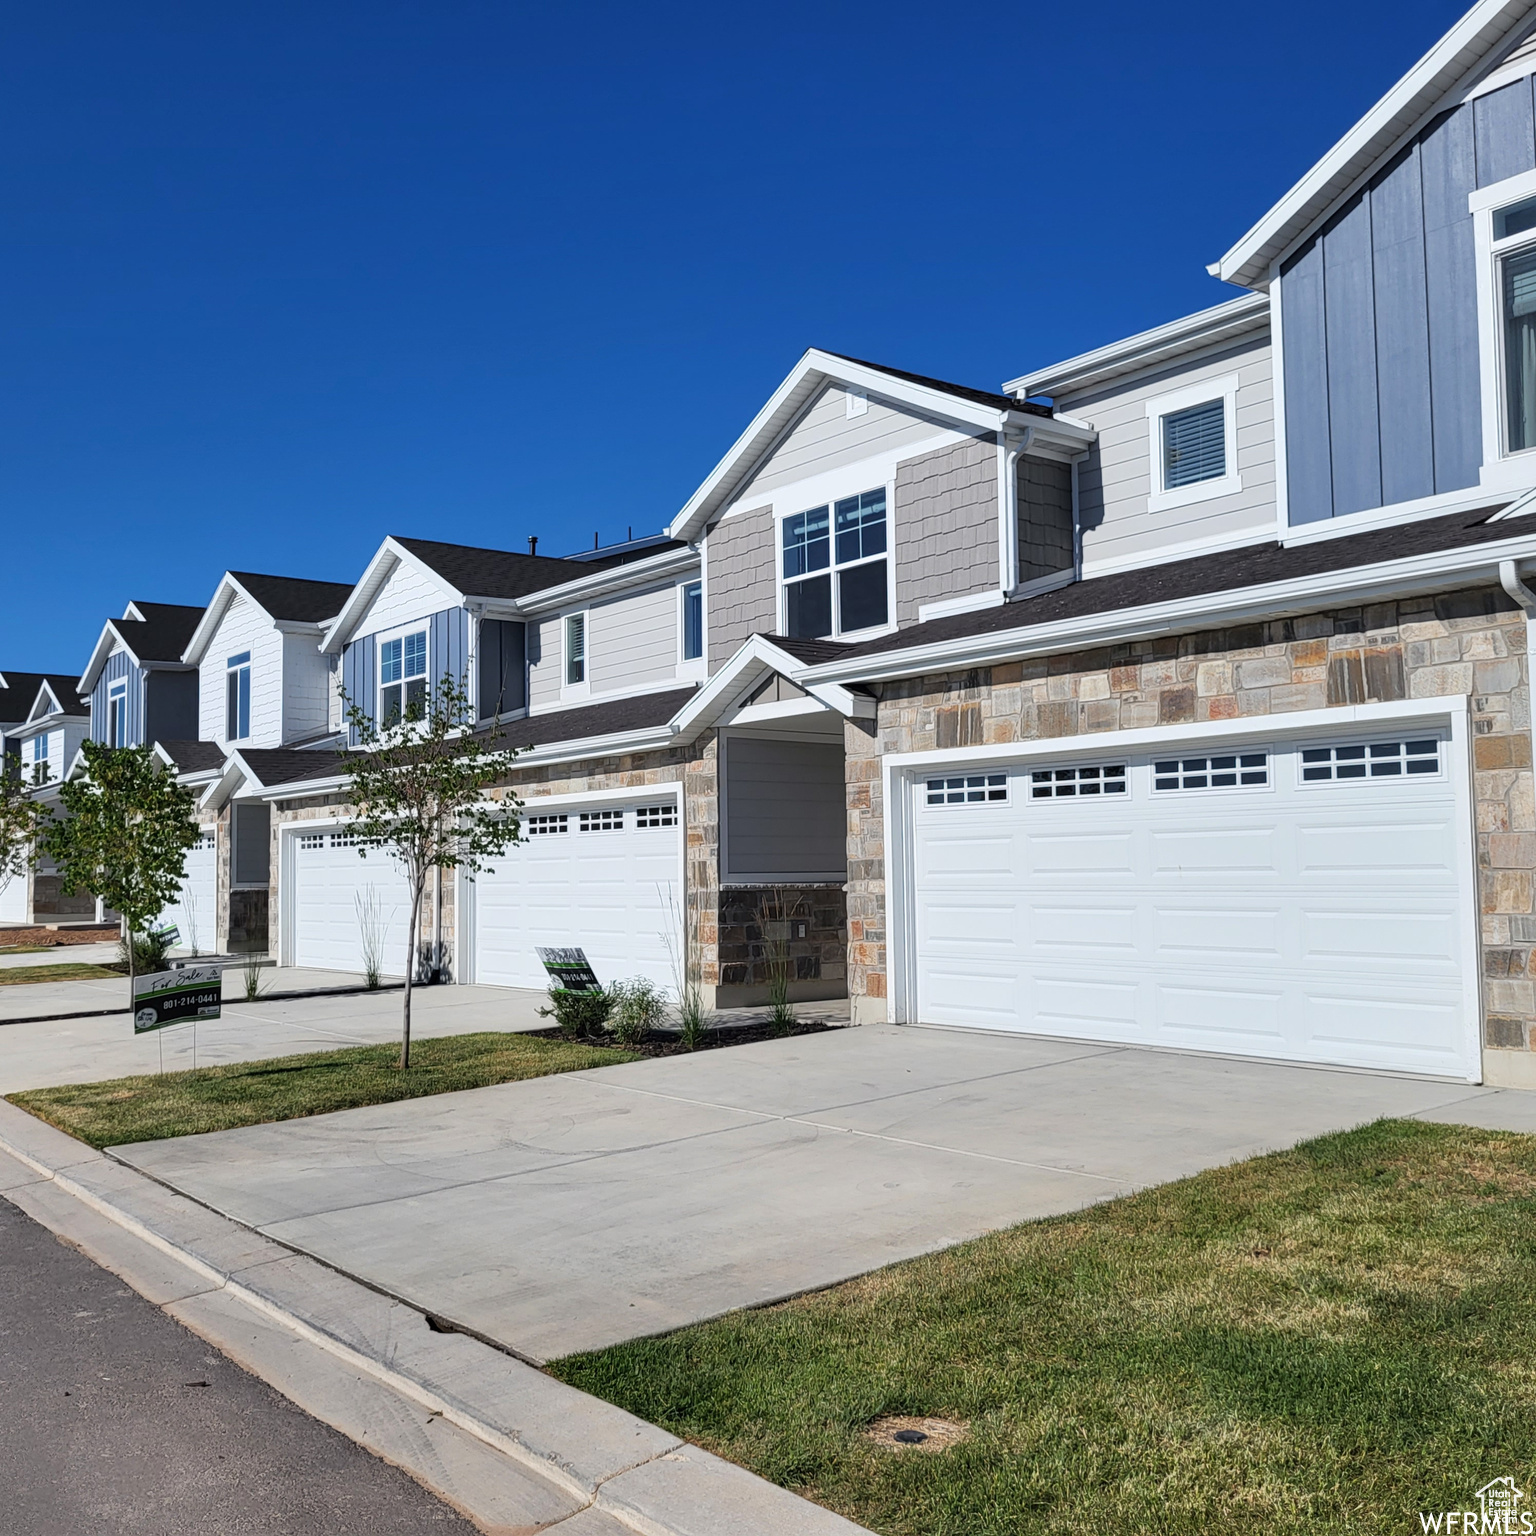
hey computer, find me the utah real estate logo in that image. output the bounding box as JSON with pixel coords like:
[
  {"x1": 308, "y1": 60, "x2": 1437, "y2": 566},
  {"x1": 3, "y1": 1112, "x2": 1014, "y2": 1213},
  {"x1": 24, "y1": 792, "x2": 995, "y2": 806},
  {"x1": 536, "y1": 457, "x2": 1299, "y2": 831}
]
[{"x1": 1420, "y1": 1478, "x2": 1531, "y2": 1534}]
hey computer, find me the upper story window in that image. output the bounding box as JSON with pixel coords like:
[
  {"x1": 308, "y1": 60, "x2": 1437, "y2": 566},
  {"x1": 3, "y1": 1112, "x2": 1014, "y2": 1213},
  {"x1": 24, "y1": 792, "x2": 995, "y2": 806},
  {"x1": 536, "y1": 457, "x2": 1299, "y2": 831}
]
[
  {"x1": 781, "y1": 487, "x2": 889, "y2": 640},
  {"x1": 681, "y1": 581, "x2": 703, "y2": 662},
  {"x1": 1498, "y1": 198, "x2": 1536, "y2": 454},
  {"x1": 226, "y1": 651, "x2": 251, "y2": 741},
  {"x1": 565, "y1": 612, "x2": 586, "y2": 686},
  {"x1": 1144, "y1": 375, "x2": 1241, "y2": 514},
  {"x1": 30, "y1": 733, "x2": 48, "y2": 784},
  {"x1": 380, "y1": 629, "x2": 426, "y2": 725},
  {"x1": 1470, "y1": 173, "x2": 1536, "y2": 476},
  {"x1": 107, "y1": 681, "x2": 127, "y2": 747}
]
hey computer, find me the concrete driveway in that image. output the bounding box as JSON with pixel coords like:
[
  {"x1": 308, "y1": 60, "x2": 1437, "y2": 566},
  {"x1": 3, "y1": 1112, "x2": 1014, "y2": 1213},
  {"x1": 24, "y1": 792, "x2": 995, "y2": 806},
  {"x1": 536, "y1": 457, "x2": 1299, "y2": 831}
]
[{"x1": 110, "y1": 1024, "x2": 1536, "y2": 1363}]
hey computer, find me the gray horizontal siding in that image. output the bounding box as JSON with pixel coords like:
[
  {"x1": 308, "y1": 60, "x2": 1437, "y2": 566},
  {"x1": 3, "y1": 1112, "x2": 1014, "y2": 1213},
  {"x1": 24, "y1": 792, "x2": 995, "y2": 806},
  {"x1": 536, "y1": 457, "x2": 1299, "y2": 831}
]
[
  {"x1": 1278, "y1": 74, "x2": 1536, "y2": 521},
  {"x1": 590, "y1": 582, "x2": 678, "y2": 692},
  {"x1": 893, "y1": 435, "x2": 998, "y2": 623},
  {"x1": 723, "y1": 734, "x2": 846, "y2": 881}
]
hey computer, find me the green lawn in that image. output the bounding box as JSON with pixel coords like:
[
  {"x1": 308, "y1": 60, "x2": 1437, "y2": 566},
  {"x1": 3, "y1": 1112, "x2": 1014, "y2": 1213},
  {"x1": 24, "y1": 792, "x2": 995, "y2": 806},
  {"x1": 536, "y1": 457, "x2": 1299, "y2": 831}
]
[
  {"x1": 0, "y1": 962, "x2": 123, "y2": 986},
  {"x1": 549, "y1": 1119, "x2": 1536, "y2": 1536},
  {"x1": 9, "y1": 1031, "x2": 639, "y2": 1147}
]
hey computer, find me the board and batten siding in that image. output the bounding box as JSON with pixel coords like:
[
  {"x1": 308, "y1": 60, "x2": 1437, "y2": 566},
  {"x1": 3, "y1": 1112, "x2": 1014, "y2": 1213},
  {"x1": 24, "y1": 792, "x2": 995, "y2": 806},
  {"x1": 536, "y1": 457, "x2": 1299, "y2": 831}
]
[
  {"x1": 589, "y1": 582, "x2": 679, "y2": 693},
  {"x1": 341, "y1": 633, "x2": 376, "y2": 744},
  {"x1": 91, "y1": 649, "x2": 141, "y2": 744},
  {"x1": 1063, "y1": 336, "x2": 1276, "y2": 570},
  {"x1": 1277, "y1": 71, "x2": 1536, "y2": 522},
  {"x1": 736, "y1": 383, "x2": 959, "y2": 502},
  {"x1": 893, "y1": 435, "x2": 999, "y2": 623},
  {"x1": 705, "y1": 504, "x2": 776, "y2": 674}
]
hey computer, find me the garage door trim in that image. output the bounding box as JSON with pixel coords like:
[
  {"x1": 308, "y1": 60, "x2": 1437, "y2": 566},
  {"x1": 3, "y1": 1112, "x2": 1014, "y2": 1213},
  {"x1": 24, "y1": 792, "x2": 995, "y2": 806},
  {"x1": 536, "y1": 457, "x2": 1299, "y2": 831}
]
[{"x1": 882, "y1": 696, "x2": 1481, "y2": 1078}]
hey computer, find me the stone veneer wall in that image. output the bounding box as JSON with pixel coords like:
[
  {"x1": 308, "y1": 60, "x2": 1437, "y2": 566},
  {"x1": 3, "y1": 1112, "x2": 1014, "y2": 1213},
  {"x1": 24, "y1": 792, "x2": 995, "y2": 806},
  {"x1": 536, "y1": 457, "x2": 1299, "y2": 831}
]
[
  {"x1": 715, "y1": 884, "x2": 848, "y2": 1006},
  {"x1": 845, "y1": 586, "x2": 1536, "y2": 1075}
]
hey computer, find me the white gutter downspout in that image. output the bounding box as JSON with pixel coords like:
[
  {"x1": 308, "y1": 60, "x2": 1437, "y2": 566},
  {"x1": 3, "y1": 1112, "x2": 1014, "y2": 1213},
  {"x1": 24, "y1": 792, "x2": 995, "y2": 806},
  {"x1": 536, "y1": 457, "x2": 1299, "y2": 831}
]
[
  {"x1": 997, "y1": 424, "x2": 1032, "y2": 597},
  {"x1": 1500, "y1": 560, "x2": 1536, "y2": 776}
]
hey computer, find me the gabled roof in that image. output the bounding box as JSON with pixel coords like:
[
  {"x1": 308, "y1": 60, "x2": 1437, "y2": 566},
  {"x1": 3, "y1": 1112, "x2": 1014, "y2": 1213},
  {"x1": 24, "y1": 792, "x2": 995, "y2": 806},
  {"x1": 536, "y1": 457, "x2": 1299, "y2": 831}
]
[
  {"x1": 80, "y1": 601, "x2": 205, "y2": 693},
  {"x1": 203, "y1": 746, "x2": 352, "y2": 810},
  {"x1": 1215, "y1": 0, "x2": 1536, "y2": 287},
  {"x1": 183, "y1": 570, "x2": 357, "y2": 666},
  {"x1": 153, "y1": 740, "x2": 230, "y2": 775},
  {"x1": 27, "y1": 676, "x2": 90, "y2": 721},
  {"x1": 665, "y1": 348, "x2": 1088, "y2": 546},
  {"x1": 0, "y1": 671, "x2": 57, "y2": 724}
]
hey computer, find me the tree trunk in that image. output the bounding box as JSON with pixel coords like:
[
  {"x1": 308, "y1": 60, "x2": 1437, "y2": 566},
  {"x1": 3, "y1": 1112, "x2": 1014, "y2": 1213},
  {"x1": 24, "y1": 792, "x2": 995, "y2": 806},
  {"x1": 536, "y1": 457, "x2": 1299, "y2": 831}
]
[{"x1": 400, "y1": 879, "x2": 421, "y2": 1069}]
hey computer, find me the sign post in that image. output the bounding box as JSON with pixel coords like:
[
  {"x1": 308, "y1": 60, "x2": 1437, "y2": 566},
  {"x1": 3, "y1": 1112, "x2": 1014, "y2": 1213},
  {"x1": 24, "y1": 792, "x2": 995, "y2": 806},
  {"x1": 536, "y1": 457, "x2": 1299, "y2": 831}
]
[{"x1": 535, "y1": 947, "x2": 602, "y2": 994}]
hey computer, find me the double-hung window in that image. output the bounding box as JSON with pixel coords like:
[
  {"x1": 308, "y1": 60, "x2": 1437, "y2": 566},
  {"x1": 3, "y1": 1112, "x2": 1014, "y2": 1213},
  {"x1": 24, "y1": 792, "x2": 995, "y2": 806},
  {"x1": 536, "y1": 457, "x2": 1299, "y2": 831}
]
[
  {"x1": 681, "y1": 581, "x2": 703, "y2": 662},
  {"x1": 107, "y1": 682, "x2": 127, "y2": 747},
  {"x1": 782, "y1": 487, "x2": 888, "y2": 640},
  {"x1": 226, "y1": 652, "x2": 251, "y2": 741},
  {"x1": 1490, "y1": 193, "x2": 1536, "y2": 454},
  {"x1": 380, "y1": 630, "x2": 427, "y2": 726},
  {"x1": 30, "y1": 733, "x2": 48, "y2": 785}
]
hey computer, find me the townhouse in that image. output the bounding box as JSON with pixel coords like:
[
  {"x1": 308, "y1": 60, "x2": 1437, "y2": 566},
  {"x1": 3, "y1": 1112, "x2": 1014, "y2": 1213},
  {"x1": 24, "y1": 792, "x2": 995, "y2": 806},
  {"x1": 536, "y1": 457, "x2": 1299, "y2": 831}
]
[{"x1": 31, "y1": 0, "x2": 1536, "y2": 1092}]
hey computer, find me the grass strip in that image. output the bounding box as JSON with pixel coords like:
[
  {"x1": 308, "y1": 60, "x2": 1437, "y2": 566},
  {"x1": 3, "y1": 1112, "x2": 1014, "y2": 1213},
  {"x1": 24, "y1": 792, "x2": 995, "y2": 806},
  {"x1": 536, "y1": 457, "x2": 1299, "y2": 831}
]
[
  {"x1": 549, "y1": 1118, "x2": 1536, "y2": 1536},
  {"x1": 8, "y1": 1030, "x2": 639, "y2": 1147},
  {"x1": 0, "y1": 963, "x2": 123, "y2": 986}
]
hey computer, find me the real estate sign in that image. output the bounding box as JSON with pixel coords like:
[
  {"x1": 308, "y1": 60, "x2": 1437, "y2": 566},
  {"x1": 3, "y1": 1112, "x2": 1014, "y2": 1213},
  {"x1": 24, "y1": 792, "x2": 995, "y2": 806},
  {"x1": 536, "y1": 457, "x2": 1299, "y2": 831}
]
[
  {"x1": 536, "y1": 946, "x2": 602, "y2": 994},
  {"x1": 132, "y1": 966, "x2": 223, "y2": 1034}
]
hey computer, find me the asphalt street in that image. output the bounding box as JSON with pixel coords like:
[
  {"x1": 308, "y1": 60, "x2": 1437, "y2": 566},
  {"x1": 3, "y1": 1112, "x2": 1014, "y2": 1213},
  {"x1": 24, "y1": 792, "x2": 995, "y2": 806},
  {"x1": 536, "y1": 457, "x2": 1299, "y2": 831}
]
[{"x1": 0, "y1": 1195, "x2": 474, "y2": 1535}]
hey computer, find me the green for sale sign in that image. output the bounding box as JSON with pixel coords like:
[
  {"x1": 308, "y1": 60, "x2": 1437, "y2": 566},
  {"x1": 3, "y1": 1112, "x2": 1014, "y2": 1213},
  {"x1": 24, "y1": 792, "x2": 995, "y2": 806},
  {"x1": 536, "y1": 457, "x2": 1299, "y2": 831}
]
[
  {"x1": 133, "y1": 966, "x2": 223, "y2": 1034},
  {"x1": 536, "y1": 947, "x2": 602, "y2": 994}
]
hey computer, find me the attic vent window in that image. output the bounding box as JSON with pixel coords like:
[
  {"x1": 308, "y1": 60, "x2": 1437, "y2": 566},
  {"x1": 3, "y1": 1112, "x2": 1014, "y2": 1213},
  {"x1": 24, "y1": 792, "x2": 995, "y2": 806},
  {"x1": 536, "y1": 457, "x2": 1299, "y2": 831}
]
[
  {"x1": 1162, "y1": 399, "x2": 1226, "y2": 488},
  {"x1": 845, "y1": 388, "x2": 868, "y2": 418}
]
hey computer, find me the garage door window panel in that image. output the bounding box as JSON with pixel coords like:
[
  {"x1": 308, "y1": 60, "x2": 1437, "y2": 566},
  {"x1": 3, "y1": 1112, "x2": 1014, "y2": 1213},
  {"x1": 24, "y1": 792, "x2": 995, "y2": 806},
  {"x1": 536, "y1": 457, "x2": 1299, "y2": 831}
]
[
  {"x1": 1299, "y1": 739, "x2": 1441, "y2": 782},
  {"x1": 1154, "y1": 752, "x2": 1268, "y2": 791},
  {"x1": 926, "y1": 773, "x2": 1008, "y2": 806},
  {"x1": 1031, "y1": 764, "x2": 1126, "y2": 799}
]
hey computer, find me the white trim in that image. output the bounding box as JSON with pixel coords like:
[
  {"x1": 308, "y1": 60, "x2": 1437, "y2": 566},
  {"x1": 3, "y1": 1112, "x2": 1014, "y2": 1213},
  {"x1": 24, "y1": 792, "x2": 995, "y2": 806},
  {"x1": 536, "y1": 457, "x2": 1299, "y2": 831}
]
[
  {"x1": 879, "y1": 696, "x2": 1483, "y2": 1083},
  {"x1": 508, "y1": 545, "x2": 700, "y2": 618},
  {"x1": 527, "y1": 673, "x2": 694, "y2": 717},
  {"x1": 1270, "y1": 260, "x2": 1293, "y2": 535},
  {"x1": 798, "y1": 526, "x2": 1536, "y2": 686},
  {"x1": 1281, "y1": 483, "x2": 1513, "y2": 547},
  {"x1": 917, "y1": 588, "x2": 1006, "y2": 623},
  {"x1": 508, "y1": 780, "x2": 683, "y2": 813},
  {"x1": 774, "y1": 481, "x2": 897, "y2": 644},
  {"x1": 726, "y1": 696, "x2": 834, "y2": 727},
  {"x1": 1471, "y1": 168, "x2": 1536, "y2": 485},
  {"x1": 1009, "y1": 294, "x2": 1270, "y2": 400},
  {"x1": 1215, "y1": 0, "x2": 1536, "y2": 287},
  {"x1": 676, "y1": 573, "x2": 706, "y2": 683},
  {"x1": 1144, "y1": 373, "x2": 1242, "y2": 514},
  {"x1": 560, "y1": 609, "x2": 590, "y2": 703}
]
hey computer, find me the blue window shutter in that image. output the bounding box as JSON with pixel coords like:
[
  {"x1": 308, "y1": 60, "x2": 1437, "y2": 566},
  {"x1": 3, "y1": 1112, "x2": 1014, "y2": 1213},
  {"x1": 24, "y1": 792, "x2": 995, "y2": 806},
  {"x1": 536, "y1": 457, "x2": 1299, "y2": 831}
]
[{"x1": 1162, "y1": 400, "x2": 1226, "y2": 488}]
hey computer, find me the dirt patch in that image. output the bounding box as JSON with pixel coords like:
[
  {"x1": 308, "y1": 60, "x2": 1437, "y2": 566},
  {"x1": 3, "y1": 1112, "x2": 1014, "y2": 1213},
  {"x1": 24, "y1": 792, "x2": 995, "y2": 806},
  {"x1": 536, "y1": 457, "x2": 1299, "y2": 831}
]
[
  {"x1": 0, "y1": 926, "x2": 119, "y2": 948},
  {"x1": 526, "y1": 1019, "x2": 837, "y2": 1057},
  {"x1": 863, "y1": 1415, "x2": 971, "y2": 1453}
]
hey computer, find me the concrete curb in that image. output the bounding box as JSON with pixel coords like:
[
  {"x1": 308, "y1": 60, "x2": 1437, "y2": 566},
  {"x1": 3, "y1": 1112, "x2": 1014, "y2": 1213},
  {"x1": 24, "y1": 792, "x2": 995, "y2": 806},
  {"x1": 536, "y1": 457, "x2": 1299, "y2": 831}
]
[
  {"x1": 0, "y1": 1099, "x2": 870, "y2": 1536},
  {"x1": 0, "y1": 981, "x2": 408, "y2": 1028}
]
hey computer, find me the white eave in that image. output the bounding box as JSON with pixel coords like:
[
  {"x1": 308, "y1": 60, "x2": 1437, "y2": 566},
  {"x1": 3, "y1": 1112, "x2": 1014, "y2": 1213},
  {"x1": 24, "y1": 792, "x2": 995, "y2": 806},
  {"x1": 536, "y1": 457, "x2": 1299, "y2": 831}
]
[
  {"x1": 793, "y1": 527, "x2": 1536, "y2": 688},
  {"x1": 488, "y1": 544, "x2": 700, "y2": 619},
  {"x1": 1215, "y1": 0, "x2": 1536, "y2": 289},
  {"x1": 1006, "y1": 293, "x2": 1270, "y2": 401},
  {"x1": 666, "y1": 348, "x2": 1092, "y2": 546}
]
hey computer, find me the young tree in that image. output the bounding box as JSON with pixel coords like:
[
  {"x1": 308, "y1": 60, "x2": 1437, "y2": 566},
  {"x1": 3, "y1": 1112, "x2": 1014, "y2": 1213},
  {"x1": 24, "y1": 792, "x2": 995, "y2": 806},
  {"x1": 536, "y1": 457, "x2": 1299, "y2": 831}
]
[
  {"x1": 42, "y1": 741, "x2": 199, "y2": 1006},
  {"x1": 342, "y1": 673, "x2": 523, "y2": 1067},
  {"x1": 0, "y1": 768, "x2": 47, "y2": 919}
]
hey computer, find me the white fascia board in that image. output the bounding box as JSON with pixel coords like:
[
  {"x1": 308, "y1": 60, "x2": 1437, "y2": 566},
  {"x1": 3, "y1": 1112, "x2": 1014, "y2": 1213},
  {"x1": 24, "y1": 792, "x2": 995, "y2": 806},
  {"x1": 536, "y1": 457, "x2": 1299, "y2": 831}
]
[
  {"x1": 181, "y1": 577, "x2": 242, "y2": 666},
  {"x1": 504, "y1": 724, "x2": 678, "y2": 771},
  {"x1": 79, "y1": 619, "x2": 133, "y2": 695},
  {"x1": 63, "y1": 745, "x2": 91, "y2": 782},
  {"x1": 201, "y1": 756, "x2": 256, "y2": 811},
  {"x1": 666, "y1": 348, "x2": 1079, "y2": 545},
  {"x1": 253, "y1": 772, "x2": 350, "y2": 804},
  {"x1": 796, "y1": 529, "x2": 1536, "y2": 687},
  {"x1": 1215, "y1": 0, "x2": 1536, "y2": 288},
  {"x1": 320, "y1": 537, "x2": 464, "y2": 654},
  {"x1": 668, "y1": 634, "x2": 874, "y2": 739},
  {"x1": 1006, "y1": 293, "x2": 1270, "y2": 400},
  {"x1": 506, "y1": 545, "x2": 700, "y2": 618}
]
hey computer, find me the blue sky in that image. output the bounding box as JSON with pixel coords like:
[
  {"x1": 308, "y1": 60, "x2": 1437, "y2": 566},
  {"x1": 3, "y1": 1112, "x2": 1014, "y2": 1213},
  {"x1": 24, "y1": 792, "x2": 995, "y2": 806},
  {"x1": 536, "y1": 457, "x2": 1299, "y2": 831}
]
[{"x1": 1, "y1": 0, "x2": 1463, "y2": 671}]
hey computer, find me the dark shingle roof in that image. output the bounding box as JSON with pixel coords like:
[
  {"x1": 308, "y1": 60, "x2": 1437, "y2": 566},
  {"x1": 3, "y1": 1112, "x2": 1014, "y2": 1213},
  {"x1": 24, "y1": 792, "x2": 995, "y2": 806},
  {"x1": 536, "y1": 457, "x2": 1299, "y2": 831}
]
[
  {"x1": 229, "y1": 572, "x2": 355, "y2": 623},
  {"x1": 481, "y1": 687, "x2": 699, "y2": 752},
  {"x1": 239, "y1": 748, "x2": 351, "y2": 789},
  {"x1": 772, "y1": 503, "x2": 1532, "y2": 669},
  {"x1": 393, "y1": 537, "x2": 630, "y2": 601},
  {"x1": 825, "y1": 353, "x2": 1053, "y2": 417},
  {"x1": 157, "y1": 740, "x2": 229, "y2": 774},
  {"x1": 0, "y1": 671, "x2": 85, "y2": 721},
  {"x1": 118, "y1": 603, "x2": 205, "y2": 664},
  {"x1": 37, "y1": 675, "x2": 89, "y2": 716}
]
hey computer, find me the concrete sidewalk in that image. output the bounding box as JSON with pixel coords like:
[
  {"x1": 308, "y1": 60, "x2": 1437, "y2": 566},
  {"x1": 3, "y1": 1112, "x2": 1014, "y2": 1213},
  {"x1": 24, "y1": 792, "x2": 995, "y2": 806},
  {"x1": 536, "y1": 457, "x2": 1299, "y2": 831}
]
[
  {"x1": 110, "y1": 1024, "x2": 1536, "y2": 1364},
  {"x1": 0, "y1": 1100, "x2": 867, "y2": 1536},
  {"x1": 0, "y1": 982, "x2": 557, "y2": 1093}
]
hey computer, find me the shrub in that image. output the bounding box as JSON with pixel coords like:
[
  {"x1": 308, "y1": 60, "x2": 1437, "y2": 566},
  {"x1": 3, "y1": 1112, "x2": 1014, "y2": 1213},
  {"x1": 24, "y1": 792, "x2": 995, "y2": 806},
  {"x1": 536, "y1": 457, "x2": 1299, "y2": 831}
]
[
  {"x1": 539, "y1": 986, "x2": 613, "y2": 1039},
  {"x1": 117, "y1": 926, "x2": 175, "y2": 975},
  {"x1": 607, "y1": 976, "x2": 667, "y2": 1047}
]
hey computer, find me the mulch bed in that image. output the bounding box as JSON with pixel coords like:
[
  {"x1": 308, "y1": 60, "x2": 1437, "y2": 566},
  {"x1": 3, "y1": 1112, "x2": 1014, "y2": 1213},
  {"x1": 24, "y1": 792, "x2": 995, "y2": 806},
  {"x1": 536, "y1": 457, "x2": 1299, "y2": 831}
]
[
  {"x1": 0, "y1": 926, "x2": 120, "y2": 949},
  {"x1": 527, "y1": 1018, "x2": 836, "y2": 1057}
]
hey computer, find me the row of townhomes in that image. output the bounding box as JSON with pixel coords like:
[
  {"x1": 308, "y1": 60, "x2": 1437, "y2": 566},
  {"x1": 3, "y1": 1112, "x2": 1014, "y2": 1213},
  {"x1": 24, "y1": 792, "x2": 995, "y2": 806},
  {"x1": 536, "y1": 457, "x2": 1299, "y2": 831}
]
[{"x1": 11, "y1": 0, "x2": 1536, "y2": 1088}]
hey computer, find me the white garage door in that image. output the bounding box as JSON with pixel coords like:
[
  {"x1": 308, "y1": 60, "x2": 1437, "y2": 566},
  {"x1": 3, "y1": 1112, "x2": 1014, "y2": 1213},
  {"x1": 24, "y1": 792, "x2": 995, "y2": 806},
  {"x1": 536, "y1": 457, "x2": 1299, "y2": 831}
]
[
  {"x1": 293, "y1": 830, "x2": 413, "y2": 977},
  {"x1": 908, "y1": 724, "x2": 1478, "y2": 1078},
  {"x1": 161, "y1": 833, "x2": 217, "y2": 954},
  {"x1": 0, "y1": 871, "x2": 28, "y2": 924},
  {"x1": 472, "y1": 797, "x2": 681, "y2": 991}
]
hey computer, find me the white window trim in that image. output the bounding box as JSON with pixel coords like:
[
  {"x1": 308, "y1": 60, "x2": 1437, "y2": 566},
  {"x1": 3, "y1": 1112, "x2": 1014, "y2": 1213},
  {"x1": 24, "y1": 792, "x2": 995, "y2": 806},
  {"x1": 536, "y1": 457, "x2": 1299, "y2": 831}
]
[
  {"x1": 1471, "y1": 168, "x2": 1536, "y2": 492},
  {"x1": 1144, "y1": 373, "x2": 1242, "y2": 514},
  {"x1": 376, "y1": 620, "x2": 430, "y2": 723},
  {"x1": 775, "y1": 480, "x2": 898, "y2": 643},
  {"x1": 560, "y1": 608, "x2": 590, "y2": 702},
  {"x1": 677, "y1": 577, "x2": 706, "y2": 682}
]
